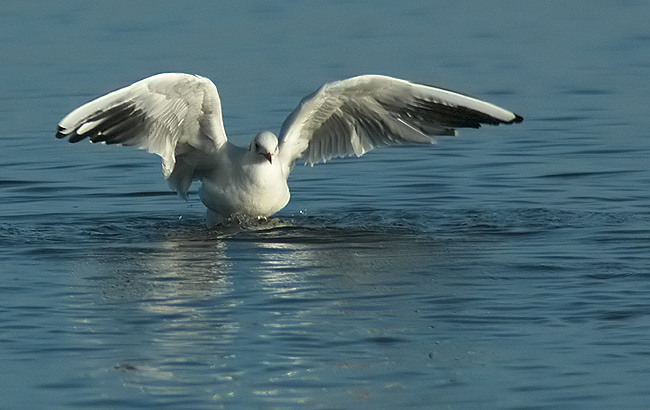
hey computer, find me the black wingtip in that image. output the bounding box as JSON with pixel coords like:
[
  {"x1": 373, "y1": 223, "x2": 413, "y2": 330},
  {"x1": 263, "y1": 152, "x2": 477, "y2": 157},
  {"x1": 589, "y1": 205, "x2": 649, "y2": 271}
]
[
  {"x1": 56, "y1": 126, "x2": 85, "y2": 143},
  {"x1": 55, "y1": 126, "x2": 67, "y2": 139},
  {"x1": 511, "y1": 114, "x2": 524, "y2": 124}
]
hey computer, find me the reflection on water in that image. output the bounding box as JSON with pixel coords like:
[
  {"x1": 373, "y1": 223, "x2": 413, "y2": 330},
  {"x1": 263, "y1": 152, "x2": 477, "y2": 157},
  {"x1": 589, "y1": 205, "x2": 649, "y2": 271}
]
[{"x1": 53, "y1": 216, "x2": 454, "y2": 406}]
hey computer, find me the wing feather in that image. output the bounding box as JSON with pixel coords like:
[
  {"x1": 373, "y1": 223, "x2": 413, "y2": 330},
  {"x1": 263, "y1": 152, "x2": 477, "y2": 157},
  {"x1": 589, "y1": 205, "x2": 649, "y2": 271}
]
[
  {"x1": 56, "y1": 73, "x2": 228, "y2": 196},
  {"x1": 278, "y1": 74, "x2": 522, "y2": 168}
]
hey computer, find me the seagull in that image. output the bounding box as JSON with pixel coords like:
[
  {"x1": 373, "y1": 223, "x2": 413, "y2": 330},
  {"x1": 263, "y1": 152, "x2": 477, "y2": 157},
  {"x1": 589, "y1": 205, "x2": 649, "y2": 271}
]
[{"x1": 56, "y1": 73, "x2": 523, "y2": 226}]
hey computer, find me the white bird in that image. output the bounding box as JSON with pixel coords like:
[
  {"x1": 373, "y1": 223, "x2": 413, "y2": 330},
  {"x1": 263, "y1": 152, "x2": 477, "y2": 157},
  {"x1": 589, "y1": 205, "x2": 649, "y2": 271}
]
[{"x1": 56, "y1": 73, "x2": 522, "y2": 226}]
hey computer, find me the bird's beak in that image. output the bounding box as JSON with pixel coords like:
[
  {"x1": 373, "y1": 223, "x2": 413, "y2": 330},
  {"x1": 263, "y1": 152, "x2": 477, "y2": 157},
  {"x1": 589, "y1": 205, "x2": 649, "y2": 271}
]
[{"x1": 264, "y1": 153, "x2": 272, "y2": 164}]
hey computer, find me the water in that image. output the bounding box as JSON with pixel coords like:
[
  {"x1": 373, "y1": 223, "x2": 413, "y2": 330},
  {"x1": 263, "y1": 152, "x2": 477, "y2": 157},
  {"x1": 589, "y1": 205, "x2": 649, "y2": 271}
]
[{"x1": 1, "y1": 1, "x2": 649, "y2": 408}]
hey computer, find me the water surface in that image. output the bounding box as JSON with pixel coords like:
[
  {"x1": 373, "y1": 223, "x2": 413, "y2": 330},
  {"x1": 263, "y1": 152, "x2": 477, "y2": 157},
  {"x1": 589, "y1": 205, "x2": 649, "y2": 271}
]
[{"x1": 1, "y1": 1, "x2": 649, "y2": 408}]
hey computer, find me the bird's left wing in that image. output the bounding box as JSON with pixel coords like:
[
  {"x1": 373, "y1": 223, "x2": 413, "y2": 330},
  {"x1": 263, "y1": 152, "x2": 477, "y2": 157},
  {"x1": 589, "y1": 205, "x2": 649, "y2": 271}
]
[{"x1": 278, "y1": 74, "x2": 522, "y2": 169}]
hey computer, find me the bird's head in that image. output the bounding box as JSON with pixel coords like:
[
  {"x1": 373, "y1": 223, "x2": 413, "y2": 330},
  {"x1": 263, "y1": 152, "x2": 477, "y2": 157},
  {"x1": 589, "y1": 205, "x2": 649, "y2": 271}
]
[{"x1": 251, "y1": 131, "x2": 279, "y2": 164}]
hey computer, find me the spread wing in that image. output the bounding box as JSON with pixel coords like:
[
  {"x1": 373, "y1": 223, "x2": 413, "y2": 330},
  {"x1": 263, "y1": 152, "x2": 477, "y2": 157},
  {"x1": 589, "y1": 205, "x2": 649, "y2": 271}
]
[
  {"x1": 56, "y1": 73, "x2": 228, "y2": 197},
  {"x1": 278, "y1": 74, "x2": 522, "y2": 169}
]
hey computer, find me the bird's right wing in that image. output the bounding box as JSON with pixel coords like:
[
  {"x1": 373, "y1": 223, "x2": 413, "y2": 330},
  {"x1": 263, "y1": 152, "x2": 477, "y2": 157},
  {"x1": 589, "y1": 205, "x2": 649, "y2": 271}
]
[{"x1": 56, "y1": 73, "x2": 228, "y2": 196}]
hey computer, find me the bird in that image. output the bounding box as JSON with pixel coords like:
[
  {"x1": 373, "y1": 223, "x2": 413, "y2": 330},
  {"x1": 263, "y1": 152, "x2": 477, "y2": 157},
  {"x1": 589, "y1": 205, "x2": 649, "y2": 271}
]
[{"x1": 56, "y1": 73, "x2": 523, "y2": 227}]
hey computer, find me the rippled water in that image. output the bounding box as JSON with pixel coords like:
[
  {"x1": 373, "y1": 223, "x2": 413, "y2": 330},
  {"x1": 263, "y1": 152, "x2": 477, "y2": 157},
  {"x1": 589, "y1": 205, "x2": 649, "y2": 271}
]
[{"x1": 2, "y1": 1, "x2": 650, "y2": 409}]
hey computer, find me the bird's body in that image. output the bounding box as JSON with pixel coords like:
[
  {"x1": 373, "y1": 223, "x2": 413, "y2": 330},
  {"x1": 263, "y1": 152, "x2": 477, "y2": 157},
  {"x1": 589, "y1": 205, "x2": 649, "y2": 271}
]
[
  {"x1": 56, "y1": 73, "x2": 522, "y2": 226},
  {"x1": 199, "y1": 138, "x2": 290, "y2": 226}
]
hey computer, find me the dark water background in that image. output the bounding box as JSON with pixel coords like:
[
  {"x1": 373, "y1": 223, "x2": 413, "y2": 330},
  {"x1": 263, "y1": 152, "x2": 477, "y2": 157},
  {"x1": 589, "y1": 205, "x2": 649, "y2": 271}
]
[{"x1": 1, "y1": 1, "x2": 649, "y2": 408}]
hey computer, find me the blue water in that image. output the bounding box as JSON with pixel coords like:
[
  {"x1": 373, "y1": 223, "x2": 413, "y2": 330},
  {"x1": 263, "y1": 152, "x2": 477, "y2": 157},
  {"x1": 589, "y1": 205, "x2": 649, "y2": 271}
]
[{"x1": 2, "y1": 1, "x2": 650, "y2": 408}]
